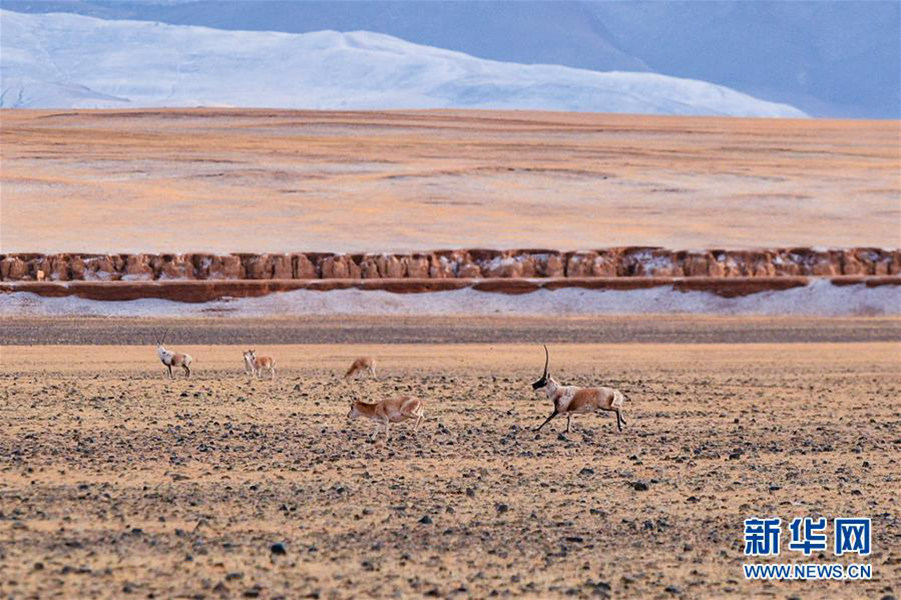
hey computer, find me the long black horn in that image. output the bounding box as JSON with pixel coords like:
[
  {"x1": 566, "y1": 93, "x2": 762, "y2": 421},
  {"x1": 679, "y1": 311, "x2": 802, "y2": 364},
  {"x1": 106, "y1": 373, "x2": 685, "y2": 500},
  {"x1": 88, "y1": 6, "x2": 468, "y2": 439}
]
[
  {"x1": 531, "y1": 344, "x2": 551, "y2": 390},
  {"x1": 542, "y1": 344, "x2": 549, "y2": 377}
]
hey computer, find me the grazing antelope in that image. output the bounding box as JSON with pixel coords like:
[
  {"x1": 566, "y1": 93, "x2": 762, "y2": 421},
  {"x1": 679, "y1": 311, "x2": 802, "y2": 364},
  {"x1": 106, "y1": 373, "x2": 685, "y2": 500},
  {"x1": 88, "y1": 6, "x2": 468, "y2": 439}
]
[
  {"x1": 243, "y1": 349, "x2": 276, "y2": 379},
  {"x1": 347, "y1": 396, "x2": 424, "y2": 441},
  {"x1": 155, "y1": 330, "x2": 192, "y2": 379},
  {"x1": 532, "y1": 345, "x2": 627, "y2": 434},
  {"x1": 345, "y1": 356, "x2": 376, "y2": 380}
]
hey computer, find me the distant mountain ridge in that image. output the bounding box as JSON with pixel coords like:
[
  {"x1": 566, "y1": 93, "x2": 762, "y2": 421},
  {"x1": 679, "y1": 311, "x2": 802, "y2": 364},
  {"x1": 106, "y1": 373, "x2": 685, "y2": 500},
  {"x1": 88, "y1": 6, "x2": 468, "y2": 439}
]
[
  {"x1": 1, "y1": 0, "x2": 897, "y2": 117},
  {"x1": 0, "y1": 10, "x2": 806, "y2": 117}
]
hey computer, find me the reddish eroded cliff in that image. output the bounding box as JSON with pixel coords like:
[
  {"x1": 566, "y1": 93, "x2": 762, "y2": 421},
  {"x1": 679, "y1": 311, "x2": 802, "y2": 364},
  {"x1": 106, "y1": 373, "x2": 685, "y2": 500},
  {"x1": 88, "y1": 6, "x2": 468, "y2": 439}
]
[{"x1": 0, "y1": 248, "x2": 899, "y2": 282}]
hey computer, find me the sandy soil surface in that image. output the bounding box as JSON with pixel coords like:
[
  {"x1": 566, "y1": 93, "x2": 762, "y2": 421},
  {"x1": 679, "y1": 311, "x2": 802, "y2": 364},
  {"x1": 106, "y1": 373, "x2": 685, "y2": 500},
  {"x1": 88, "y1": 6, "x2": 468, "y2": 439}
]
[
  {"x1": 1, "y1": 320, "x2": 899, "y2": 599},
  {"x1": 2, "y1": 109, "x2": 898, "y2": 254}
]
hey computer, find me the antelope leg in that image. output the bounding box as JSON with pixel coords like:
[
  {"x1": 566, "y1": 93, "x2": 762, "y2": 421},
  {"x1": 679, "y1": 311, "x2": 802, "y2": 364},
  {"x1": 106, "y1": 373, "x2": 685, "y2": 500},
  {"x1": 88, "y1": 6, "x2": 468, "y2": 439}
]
[{"x1": 535, "y1": 411, "x2": 557, "y2": 432}]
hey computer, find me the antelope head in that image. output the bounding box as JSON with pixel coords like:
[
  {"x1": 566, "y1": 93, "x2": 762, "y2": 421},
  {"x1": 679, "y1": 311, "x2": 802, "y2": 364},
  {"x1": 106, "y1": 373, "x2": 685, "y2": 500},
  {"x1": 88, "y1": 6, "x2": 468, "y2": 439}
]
[
  {"x1": 532, "y1": 344, "x2": 550, "y2": 390},
  {"x1": 347, "y1": 400, "x2": 361, "y2": 420},
  {"x1": 155, "y1": 329, "x2": 172, "y2": 361},
  {"x1": 156, "y1": 328, "x2": 170, "y2": 350}
]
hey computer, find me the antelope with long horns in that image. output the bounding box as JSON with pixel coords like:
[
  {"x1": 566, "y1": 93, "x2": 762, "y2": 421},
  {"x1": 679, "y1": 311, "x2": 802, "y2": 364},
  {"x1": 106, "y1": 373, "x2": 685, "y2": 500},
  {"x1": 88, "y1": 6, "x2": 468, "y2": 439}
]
[
  {"x1": 345, "y1": 356, "x2": 376, "y2": 380},
  {"x1": 243, "y1": 349, "x2": 276, "y2": 379},
  {"x1": 347, "y1": 396, "x2": 424, "y2": 441},
  {"x1": 532, "y1": 345, "x2": 627, "y2": 433},
  {"x1": 155, "y1": 329, "x2": 193, "y2": 379}
]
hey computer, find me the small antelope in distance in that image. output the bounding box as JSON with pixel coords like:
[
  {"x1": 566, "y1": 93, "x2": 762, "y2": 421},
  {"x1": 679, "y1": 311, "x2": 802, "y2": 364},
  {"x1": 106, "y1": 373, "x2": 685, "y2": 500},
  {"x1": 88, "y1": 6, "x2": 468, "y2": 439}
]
[
  {"x1": 243, "y1": 350, "x2": 276, "y2": 380},
  {"x1": 532, "y1": 345, "x2": 627, "y2": 434},
  {"x1": 155, "y1": 329, "x2": 193, "y2": 379},
  {"x1": 345, "y1": 356, "x2": 376, "y2": 380},
  {"x1": 347, "y1": 396, "x2": 425, "y2": 441}
]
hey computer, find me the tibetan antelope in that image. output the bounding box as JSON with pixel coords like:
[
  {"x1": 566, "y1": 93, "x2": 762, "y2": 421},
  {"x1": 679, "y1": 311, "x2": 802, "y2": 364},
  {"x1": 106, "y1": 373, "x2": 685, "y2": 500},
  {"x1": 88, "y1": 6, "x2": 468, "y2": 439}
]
[
  {"x1": 155, "y1": 330, "x2": 193, "y2": 379},
  {"x1": 347, "y1": 396, "x2": 424, "y2": 441},
  {"x1": 243, "y1": 350, "x2": 276, "y2": 380},
  {"x1": 532, "y1": 345, "x2": 627, "y2": 434},
  {"x1": 345, "y1": 356, "x2": 376, "y2": 380}
]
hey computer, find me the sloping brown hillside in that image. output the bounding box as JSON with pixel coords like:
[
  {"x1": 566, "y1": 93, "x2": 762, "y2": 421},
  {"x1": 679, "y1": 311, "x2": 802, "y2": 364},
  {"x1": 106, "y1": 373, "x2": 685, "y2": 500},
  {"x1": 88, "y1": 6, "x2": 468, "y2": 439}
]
[{"x1": 1, "y1": 109, "x2": 898, "y2": 253}]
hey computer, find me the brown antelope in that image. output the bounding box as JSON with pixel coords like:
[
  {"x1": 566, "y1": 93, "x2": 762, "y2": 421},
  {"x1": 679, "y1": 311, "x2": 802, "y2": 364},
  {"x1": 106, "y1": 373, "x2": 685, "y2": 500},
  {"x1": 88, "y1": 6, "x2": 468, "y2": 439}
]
[
  {"x1": 243, "y1": 349, "x2": 276, "y2": 380},
  {"x1": 347, "y1": 396, "x2": 424, "y2": 441},
  {"x1": 345, "y1": 356, "x2": 376, "y2": 380},
  {"x1": 532, "y1": 345, "x2": 627, "y2": 434},
  {"x1": 155, "y1": 330, "x2": 192, "y2": 379}
]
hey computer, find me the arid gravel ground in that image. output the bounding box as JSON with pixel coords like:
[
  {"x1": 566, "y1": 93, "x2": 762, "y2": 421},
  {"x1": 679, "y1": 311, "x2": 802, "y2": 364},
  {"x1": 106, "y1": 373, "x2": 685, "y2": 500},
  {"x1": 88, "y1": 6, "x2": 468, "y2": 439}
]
[
  {"x1": 3, "y1": 315, "x2": 901, "y2": 345},
  {"x1": 1, "y1": 318, "x2": 899, "y2": 599},
  {"x1": 2, "y1": 109, "x2": 898, "y2": 253}
]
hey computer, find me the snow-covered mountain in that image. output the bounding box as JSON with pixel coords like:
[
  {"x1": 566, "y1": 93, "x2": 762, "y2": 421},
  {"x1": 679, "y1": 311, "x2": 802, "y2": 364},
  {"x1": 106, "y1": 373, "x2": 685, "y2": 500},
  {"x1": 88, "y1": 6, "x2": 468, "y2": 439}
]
[
  {"x1": 0, "y1": 10, "x2": 806, "y2": 116},
  {"x1": 3, "y1": 0, "x2": 896, "y2": 118}
]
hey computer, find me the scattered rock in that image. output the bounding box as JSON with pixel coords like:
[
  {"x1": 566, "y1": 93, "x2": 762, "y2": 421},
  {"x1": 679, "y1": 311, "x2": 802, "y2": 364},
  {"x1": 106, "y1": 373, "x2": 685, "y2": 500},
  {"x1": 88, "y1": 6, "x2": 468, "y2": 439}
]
[
  {"x1": 270, "y1": 542, "x2": 287, "y2": 556},
  {"x1": 243, "y1": 585, "x2": 262, "y2": 598}
]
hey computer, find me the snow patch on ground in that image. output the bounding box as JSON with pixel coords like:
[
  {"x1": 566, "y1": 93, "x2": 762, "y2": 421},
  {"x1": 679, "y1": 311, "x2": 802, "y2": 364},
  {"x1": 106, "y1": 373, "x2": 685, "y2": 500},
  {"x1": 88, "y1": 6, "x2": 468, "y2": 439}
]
[{"x1": 1, "y1": 281, "x2": 897, "y2": 318}]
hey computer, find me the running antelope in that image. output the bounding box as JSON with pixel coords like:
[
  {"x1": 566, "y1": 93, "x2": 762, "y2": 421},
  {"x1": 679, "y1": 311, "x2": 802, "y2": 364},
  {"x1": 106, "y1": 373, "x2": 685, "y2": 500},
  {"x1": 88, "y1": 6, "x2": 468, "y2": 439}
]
[
  {"x1": 243, "y1": 350, "x2": 276, "y2": 380},
  {"x1": 347, "y1": 396, "x2": 425, "y2": 441},
  {"x1": 345, "y1": 356, "x2": 376, "y2": 380},
  {"x1": 532, "y1": 345, "x2": 627, "y2": 433},
  {"x1": 155, "y1": 330, "x2": 192, "y2": 379}
]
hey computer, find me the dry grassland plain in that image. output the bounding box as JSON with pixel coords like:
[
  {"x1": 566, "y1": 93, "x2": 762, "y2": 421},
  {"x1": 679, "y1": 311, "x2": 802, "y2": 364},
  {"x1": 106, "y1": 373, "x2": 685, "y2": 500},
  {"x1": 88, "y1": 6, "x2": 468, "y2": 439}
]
[
  {"x1": 1, "y1": 318, "x2": 900, "y2": 599},
  {"x1": 1, "y1": 109, "x2": 899, "y2": 253}
]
